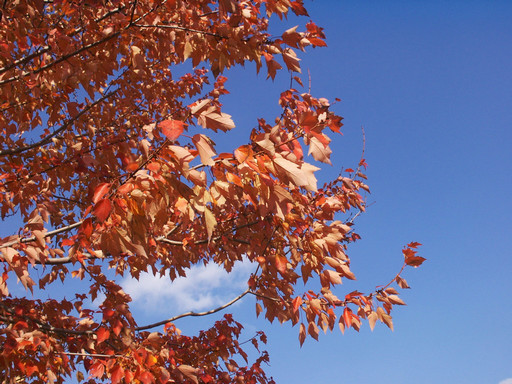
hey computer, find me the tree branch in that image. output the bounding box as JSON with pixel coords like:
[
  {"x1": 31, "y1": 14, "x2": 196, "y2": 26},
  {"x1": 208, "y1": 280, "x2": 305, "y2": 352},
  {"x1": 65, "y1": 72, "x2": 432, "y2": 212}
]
[
  {"x1": 0, "y1": 221, "x2": 83, "y2": 249},
  {"x1": 133, "y1": 23, "x2": 227, "y2": 39},
  {"x1": 0, "y1": 90, "x2": 117, "y2": 157},
  {"x1": 135, "y1": 288, "x2": 251, "y2": 331}
]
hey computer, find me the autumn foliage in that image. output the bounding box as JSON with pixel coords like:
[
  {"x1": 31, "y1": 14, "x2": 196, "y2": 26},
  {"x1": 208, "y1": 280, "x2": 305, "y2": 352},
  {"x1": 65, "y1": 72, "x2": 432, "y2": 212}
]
[{"x1": 0, "y1": 0, "x2": 424, "y2": 383}]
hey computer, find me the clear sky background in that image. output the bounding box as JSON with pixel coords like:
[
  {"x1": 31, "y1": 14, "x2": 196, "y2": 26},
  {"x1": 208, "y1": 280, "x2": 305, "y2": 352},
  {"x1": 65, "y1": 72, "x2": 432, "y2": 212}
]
[
  {"x1": 151, "y1": 1, "x2": 511, "y2": 383},
  {"x1": 125, "y1": 1, "x2": 512, "y2": 383},
  {"x1": 2, "y1": 1, "x2": 511, "y2": 383}
]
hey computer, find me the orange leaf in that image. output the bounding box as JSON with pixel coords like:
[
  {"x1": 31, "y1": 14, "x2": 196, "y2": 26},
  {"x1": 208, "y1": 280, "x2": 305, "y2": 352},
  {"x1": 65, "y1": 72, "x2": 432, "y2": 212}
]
[
  {"x1": 79, "y1": 218, "x2": 93, "y2": 238},
  {"x1": 343, "y1": 307, "x2": 353, "y2": 328},
  {"x1": 234, "y1": 145, "x2": 254, "y2": 164},
  {"x1": 308, "y1": 37, "x2": 327, "y2": 47},
  {"x1": 275, "y1": 254, "x2": 288, "y2": 275},
  {"x1": 324, "y1": 270, "x2": 342, "y2": 285},
  {"x1": 159, "y1": 119, "x2": 185, "y2": 141},
  {"x1": 292, "y1": 296, "x2": 302, "y2": 313},
  {"x1": 256, "y1": 302, "x2": 262, "y2": 317},
  {"x1": 200, "y1": 110, "x2": 235, "y2": 132}
]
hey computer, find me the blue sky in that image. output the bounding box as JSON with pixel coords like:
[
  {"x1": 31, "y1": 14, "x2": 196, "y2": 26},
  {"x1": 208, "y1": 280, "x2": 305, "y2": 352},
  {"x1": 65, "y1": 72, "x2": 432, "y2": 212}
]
[
  {"x1": 2, "y1": 1, "x2": 511, "y2": 383},
  {"x1": 177, "y1": 1, "x2": 511, "y2": 383},
  {"x1": 125, "y1": 1, "x2": 512, "y2": 383}
]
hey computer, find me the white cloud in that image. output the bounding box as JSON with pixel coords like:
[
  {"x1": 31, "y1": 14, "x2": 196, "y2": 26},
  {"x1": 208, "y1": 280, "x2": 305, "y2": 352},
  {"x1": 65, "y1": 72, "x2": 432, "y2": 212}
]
[
  {"x1": 122, "y1": 259, "x2": 255, "y2": 315},
  {"x1": 499, "y1": 379, "x2": 512, "y2": 384}
]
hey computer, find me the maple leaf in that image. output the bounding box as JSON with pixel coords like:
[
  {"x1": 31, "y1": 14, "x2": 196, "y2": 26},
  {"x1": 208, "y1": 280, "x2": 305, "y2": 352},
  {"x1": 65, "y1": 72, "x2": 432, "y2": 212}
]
[
  {"x1": 274, "y1": 155, "x2": 319, "y2": 191},
  {"x1": 159, "y1": 119, "x2": 186, "y2": 141},
  {"x1": 199, "y1": 110, "x2": 235, "y2": 132},
  {"x1": 282, "y1": 26, "x2": 302, "y2": 49},
  {"x1": 308, "y1": 135, "x2": 332, "y2": 164}
]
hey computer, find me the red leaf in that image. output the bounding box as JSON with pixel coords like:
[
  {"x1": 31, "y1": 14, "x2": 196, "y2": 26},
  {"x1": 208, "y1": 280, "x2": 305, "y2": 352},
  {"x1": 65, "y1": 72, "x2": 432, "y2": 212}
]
[
  {"x1": 79, "y1": 217, "x2": 93, "y2": 238},
  {"x1": 89, "y1": 362, "x2": 105, "y2": 378},
  {"x1": 110, "y1": 365, "x2": 124, "y2": 384},
  {"x1": 138, "y1": 370, "x2": 155, "y2": 384},
  {"x1": 92, "y1": 183, "x2": 110, "y2": 204},
  {"x1": 308, "y1": 37, "x2": 327, "y2": 47},
  {"x1": 290, "y1": 0, "x2": 309, "y2": 16},
  {"x1": 93, "y1": 199, "x2": 112, "y2": 222},
  {"x1": 96, "y1": 327, "x2": 110, "y2": 344},
  {"x1": 159, "y1": 119, "x2": 185, "y2": 141}
]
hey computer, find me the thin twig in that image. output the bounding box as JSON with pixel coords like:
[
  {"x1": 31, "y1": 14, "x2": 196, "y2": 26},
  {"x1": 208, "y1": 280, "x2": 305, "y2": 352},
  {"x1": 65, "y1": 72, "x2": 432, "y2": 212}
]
[{"x1": 59, "y1": 351, "x2": 128, "y2": 359}]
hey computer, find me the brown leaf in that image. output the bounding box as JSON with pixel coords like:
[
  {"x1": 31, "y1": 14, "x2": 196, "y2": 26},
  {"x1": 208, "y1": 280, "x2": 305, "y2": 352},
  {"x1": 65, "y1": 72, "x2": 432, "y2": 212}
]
[
  {"x1": 388, "y1": 295, "x2": 406, "y2": 305},
  {"x1": 282, "y1": 48, "x2": 301, "y2": 73},
  {"x1": 192, "y1": 134, "x2": 216, "y2": 166},
  {"x1": 307, "y1": 321, "x2": 319, "y2": 340},
  {"x1": 368, "y1": 311, "x2": 378, "y2": 331},
  {"x1": 177, "y1": 365, "x2": 199, "y2": 384},
  {"x1": 204, "y1": 207, "x2": 216, "y2": 241},
  {"x1": 299, "y1": 323, "x2": 306, "y2": 346}
]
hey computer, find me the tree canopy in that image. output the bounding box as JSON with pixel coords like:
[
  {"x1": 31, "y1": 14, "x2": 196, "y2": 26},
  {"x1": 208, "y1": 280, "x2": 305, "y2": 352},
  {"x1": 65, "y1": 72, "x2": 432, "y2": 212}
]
[{"x1": 0, "y1": 0, "x2": 424, "y2": 383}]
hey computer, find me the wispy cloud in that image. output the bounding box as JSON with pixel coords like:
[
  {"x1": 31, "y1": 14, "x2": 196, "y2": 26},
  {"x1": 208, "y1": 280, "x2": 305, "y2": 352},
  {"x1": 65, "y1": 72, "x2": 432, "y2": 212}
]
[
  {"x1": 499, "y1": 379, "x2": 512, "y2": 384},
  {"x1": 122, "y1": 260, "x2": 255, "y2": 315}
]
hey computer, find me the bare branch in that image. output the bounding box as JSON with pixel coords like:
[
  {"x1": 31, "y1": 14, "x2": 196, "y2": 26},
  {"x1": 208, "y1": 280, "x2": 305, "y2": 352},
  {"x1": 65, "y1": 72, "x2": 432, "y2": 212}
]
[{"x1": 135, "y1": 288, "x2": 251, "y2": 331}]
